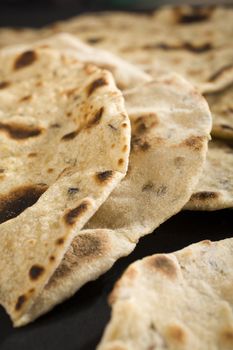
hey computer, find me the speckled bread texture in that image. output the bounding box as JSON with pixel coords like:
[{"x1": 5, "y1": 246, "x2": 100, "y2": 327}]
[
  {"x1": 26, "y1": 73, "x2": 212, "y2": 324},
  {"x1": 98, "y1": 238, "x2": 233, "y2": 350},
  {"x1": 185, "y1": 140, "x2": 233, "y2": 210},
  {"x1": 41, "y1": 6, "x2": 233, "y2": 94},
  {"x1": 2, "y1": 33, "x2": 150, "y2": 90},
  {"x1": 0, "y1": 47, "x2": 131, "y2": 326},
  {"x1": 204, "y1": 83, "x2": 233, "y2": 140}
]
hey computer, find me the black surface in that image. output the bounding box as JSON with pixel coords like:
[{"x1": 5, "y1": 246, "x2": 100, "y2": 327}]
[{"x1": 1, "y1": 210, "x2": 233, "y2": 350}]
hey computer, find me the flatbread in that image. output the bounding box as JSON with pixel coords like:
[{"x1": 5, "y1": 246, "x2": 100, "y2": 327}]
[
  {"x1": 23, "y1": 73, "x2": 212, "y2": 325},
  {"x1": 44, "y1": 7, "x2": 233, "y2": 51},
  {"x1": 42, "y1": 7, "x2": 233, "y2": 93},
  {"x1": 185, "y1": 139, "x2": 233, "y2": 211},
  {"x1": 205, "y1": 83, "x2": 233, "y2": 140},
  {"x1": 2, "y1": 33, "x2": 151, "y2": 90},
  {"x1": 1, "y1": 7, "x2": 232, "y2": 92},
  {"x1": 0, "y1": 47, "x2": 130, "y2": 326},
  {"x1": 98, "y1": 238, "x2": 233, "y2": 350}
]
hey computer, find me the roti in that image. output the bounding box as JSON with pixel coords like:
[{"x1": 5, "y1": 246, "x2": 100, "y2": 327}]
[
  {"x1": 41, "y1": 6, "x2": 233, "y2": 93},
  {"x1": 0, "y1": 47, "x2": 130, "y2": 326},
  {"x1": 1, "y1": 33, "x2": 151, "y2": 90},
  {"x1": 98, "y1": 238, "x2": 233, "y2": 350},
  {"x1": 1, "y1": 6, "x2": 232, "y2": 92},
  {"x1": 185, "y1": 139, "x2": 233, "y2": 211},
  {"x1": 22, "y1": 73, "x2": 212, "y2": 325}
]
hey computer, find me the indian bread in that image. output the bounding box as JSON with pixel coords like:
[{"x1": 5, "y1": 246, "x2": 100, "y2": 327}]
[
  {"x1": 43, "y1": 6, "x2": 233, "y2": 51},
  {"x1": 1, "y1": 33, "x2": 151, "y2": 90},
  {"x1": 98, "y1": 238, "x2": 233, "y2": 350},
  {"x1": 23, "y1": 73, "x2": 212, "y2": 325},
  {"x1": 0, "y1": 6, "x2": 232, "y2": 92},
  {"x1": 185, "y1": 139, "x2": 233, "y2": 211},
  {"x1": 0, "y1": 47, "x2": 131, "y2": 326},
  {"x1": 41, "y1": 6, "x2": 233, "y2": 93}
]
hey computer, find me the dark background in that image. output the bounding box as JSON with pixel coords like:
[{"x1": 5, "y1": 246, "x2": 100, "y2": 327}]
[{"x1": 0, "y1": 1, "x2": 233, "y2": 349}]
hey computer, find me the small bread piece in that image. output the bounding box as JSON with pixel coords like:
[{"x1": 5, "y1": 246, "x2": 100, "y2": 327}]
[
  {"x1": 25, "y1": 73, "x2": 212, "y2": 324},
  {"x1": 0, "y1": 47, "x2": 130, "y2": 326},
  {"x1": 98, "y1": 238, "x2": 233, "y2": 350},
  {"x1": 185, "y1": 140, "x2": 233, "y2": 211}
]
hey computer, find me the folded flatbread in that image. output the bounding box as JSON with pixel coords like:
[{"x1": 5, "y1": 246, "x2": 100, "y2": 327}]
[
  {"x1": 0, "y1": 47, "x2": 130, "y2": 326},
  {"x1": 98, "y1": 238, "x2": 233, "y2": 350},
  {"x1": 24, "y1": 73, "x2": 212, "y2": 325},
  {"x1": 185, "y1": 139, "x2": 233, "y2": 211}
]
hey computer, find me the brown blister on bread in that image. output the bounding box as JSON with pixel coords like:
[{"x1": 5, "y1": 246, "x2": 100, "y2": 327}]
[
  {"x1": 0, "y1": 81, "x2": 10, "y2": 89},
  {"x1": 29, "y1": 265, "x2": 45, "y2": 281},
  {"x1": 220, "y1": 327, "x2": 233, "y2": 345},
  {"x1": 64, "y1": 200, "x2": 90, "y2": 226},
  {"x1": 143, "y1": 42, "x2": 213, "y2": 53},
  {"x1": 174, "y1": 6, "x2": 214, "y2": 24},
  {"x1": 61, "y1": 130, "x2": 79, "y2": 141},
  {"x1": 190, "y1": 191, "x2": 218, "y2": 201},
  {"x1": 0, "y1": 122, "x2": 43, "y2": 140},
  {"x1": 72, "y1": 233, "x2": 106, "y2": 259},
  {"x1": 118, "y1": 158, "x2": 124, "y2": 166},
  {"x1": 0, "y1": 184, "x2": 48, "y2": 224},
  {"x1": 47, "y1": 232, "x2": 108, "y2": 287},
  {"x1": 87, "y1": 78, "x2": 107, "y2": 96},
  {"x1": 95, "y1": 170, "x2": 113, "y2": 184},
  {"x1": 182, "y1": 135, "x2": 205, "y2": 151},
  {"x1": 86, "y1": 37, "x2": 104, "y2": 45},
  {"x1": 27, "y1": 152, "x2": 38, "y2": 158},
  {"x1": 131, "y1": 136, "x2": 151, "y2": 152},
  {"x1": 15, "y1": 295, "x2": 26, "y2": 311},
  {"x1": 147, "y1": 255, "x2": 177, "y2": 279},
  {"x1": 14, "y1": 50, "x2": 37, "y2": 70},
  {"x1": 142, "y1": 182, "x2": 154, "y2": 192},
  {"x1": 19, "y1": 95, "x2": 32, "y2": 102},
  {"x1": 86, "y1": 107, "x2": 104, "y2": 128},
  {"x1": 166, "y1": 324, "x2": 187, "y2": 344},
  {"x1": 67, "y1": 187, "x2": 79, "y2": 196},
  {"x1": 174, "y1": 156, "x2": 185, "y2": 167},
  {"x1": 55, "y1": 237, "x2": 65, "y2": 245}
]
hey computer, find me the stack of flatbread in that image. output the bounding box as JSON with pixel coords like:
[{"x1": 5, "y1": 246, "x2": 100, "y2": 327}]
[{"x1": 0, "y1": 5, "x2": 232, "y2": 349}]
